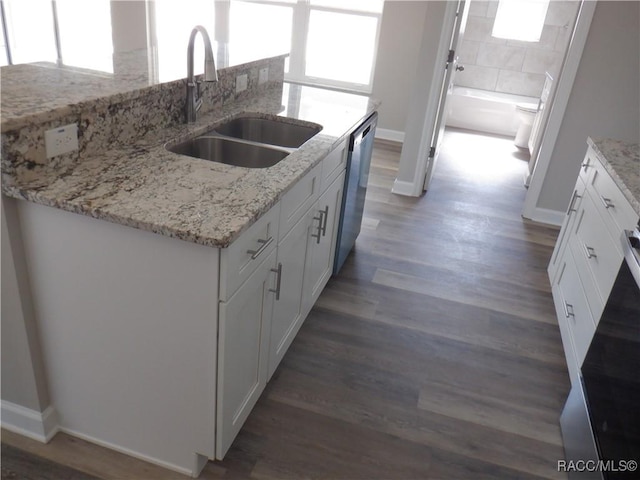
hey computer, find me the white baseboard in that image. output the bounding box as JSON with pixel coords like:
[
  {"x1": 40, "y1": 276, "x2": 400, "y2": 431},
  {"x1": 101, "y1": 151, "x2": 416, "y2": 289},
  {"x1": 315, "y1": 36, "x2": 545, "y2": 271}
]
[
  {"x1": 58, "y1": 427, "x2": 204, "y2": 477},
  {"x1": 522, "y1": 206, "x2": 564, "y2": 227},
  {"x1": 1, "y1": 400, "x2": 59, "y2": 443},
  {"x1": 391, "y1": 179, "x2": 419, "y2": 197},
  {"x1": 375, "y1": 128, "x2": 404, "y2": 143}
]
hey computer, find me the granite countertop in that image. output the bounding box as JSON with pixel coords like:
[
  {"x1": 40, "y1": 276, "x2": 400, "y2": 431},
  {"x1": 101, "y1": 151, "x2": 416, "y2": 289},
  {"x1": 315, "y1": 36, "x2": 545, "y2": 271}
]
[
  {"x1": 588, "y1": 137, "x2": 640, "y2": 217},
  {"x1": 2, "y1": 82, "x2": 378, "y2": 248}
]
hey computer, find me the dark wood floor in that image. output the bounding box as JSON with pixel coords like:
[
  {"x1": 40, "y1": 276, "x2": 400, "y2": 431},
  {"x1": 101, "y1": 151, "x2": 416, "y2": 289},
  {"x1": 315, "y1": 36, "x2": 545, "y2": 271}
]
[{"x1": 2, "y1": 129, "x2": 569, "y2": 479}]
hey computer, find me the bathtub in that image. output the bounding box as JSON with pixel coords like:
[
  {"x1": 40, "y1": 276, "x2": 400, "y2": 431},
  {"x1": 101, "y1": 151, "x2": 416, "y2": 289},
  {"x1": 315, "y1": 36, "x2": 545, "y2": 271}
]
[{"x1": 445, "y1": 86, "x2": 539, "y2": 137}]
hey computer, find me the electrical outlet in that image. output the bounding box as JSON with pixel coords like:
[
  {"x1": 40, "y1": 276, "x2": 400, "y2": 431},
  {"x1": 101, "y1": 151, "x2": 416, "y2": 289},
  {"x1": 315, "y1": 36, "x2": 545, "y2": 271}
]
[
  {"x1": 45, "y1": 123, "x2": 79, "y2": 158},
  {"x1": 236, "y1": 74, "x2": 248, "y2": 93},
  {"x1": 258, "y1": 67, "x2": 269, "y2": 85}
]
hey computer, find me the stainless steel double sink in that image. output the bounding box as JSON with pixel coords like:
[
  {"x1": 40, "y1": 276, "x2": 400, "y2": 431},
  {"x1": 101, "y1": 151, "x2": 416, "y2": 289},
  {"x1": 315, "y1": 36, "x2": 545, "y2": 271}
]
[{"x1": 167, "y1": 115, "x2": 322, "y2": 168}]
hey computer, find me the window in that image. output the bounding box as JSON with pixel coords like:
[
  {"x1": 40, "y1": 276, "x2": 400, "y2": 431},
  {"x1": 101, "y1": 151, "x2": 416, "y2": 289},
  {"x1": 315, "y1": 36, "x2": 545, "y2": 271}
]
[
  {"x1": 154, "y1": 0, "x2": 215, "y2": 82},
  {"x1": 2, "y1": 0, "x2": 57, "y2": 65},
  {"x1": 228, "y1": 0, "x2": 383, "y2": 92},
  {"x1": 1, "y1": 0, "x2": 113, "y2": 72},
  {"x1": 1, "y1": 0, "x2": 384, "y2": 92},
  {"x1": 229, "y1": 1, "x2": 293, "y2": 67},
  {"x1": 56, "y1": 0, "x2": 113, "y2": 72},
  {"x1": 492, "y1": 0, "x2": 549, "y2": 42}
]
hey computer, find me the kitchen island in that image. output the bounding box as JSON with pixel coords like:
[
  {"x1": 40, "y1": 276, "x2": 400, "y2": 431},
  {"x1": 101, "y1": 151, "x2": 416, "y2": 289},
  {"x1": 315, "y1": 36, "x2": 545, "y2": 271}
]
[{"x1": 1, "y1": 54, "x2": 378, "y2": 476}]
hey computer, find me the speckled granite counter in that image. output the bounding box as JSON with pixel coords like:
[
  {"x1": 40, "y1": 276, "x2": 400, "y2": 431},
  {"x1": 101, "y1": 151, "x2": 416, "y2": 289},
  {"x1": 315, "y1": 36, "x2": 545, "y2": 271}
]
[
  {"x1": 2, "y1": 72, "x2": 378, "y2": 247},
  {"x1": 588, "y1": 137, "x2": 640, "y2": 217}
]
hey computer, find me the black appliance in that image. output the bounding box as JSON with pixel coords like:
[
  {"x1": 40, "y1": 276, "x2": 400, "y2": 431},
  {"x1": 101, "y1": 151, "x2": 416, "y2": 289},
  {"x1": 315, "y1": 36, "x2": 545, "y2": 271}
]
[{"x1": 560, "y1": 228, "x2": 640, "y2": 479}]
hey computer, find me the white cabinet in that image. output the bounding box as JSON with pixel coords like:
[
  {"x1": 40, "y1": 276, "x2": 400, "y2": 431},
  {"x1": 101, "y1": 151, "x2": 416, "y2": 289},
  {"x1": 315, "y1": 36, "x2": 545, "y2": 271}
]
[
  {"x1": 303, "y1": 171, "x2": 345, "y2": 315},
  {"x1": 549, "y1": 144, "x2": 639, "y2": 385},
  {"x1": 552, "y1": 247, "x2": 596, "y2": 384},
  {"x1": 217, "y1": 248, "x2": 277, "y2": 459},
  {"x1": 218, "y1": 140, "x2": 348, "y2": 454},
  {"x1": 269, "y1": 208, "x2": 314, "y2": 378},
  {"x1": 269, "y1": 142, "x2": 347, "y2": 378}
]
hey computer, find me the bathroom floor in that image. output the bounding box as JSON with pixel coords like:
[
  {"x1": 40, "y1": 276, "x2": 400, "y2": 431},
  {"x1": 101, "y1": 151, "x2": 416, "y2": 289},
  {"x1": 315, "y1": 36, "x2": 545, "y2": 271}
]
[{"x1": 437, "y1": 127, "x2": 531, "y2": 185}]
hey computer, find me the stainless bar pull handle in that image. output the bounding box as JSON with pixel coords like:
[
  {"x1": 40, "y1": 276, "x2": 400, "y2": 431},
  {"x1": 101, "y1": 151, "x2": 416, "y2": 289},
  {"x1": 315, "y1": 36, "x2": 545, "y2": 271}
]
[
  {"x1": 567, "y1": 190, "x2": 581, "y2": 214},
  {"x1": 320, "y1": 205, "x2": 329, "y2": 236},
  {"x1": 246, "y1": 236, "x2": 273, "y2": 259},
  {"x1": 600, "y1": 196, "x2": 614, "y2": 209},
  {"x1": 584, "y1": 244, "x2": 597, "y2": 259},
  {"x1": 312, "y1": 211, "x2": 324, "y2": 244},
  {"x1": 269, "y1": 262, "x2": 282, "y2": 300},
  {"x1": 563, "y1": 301, "x2": 575, "y2": 319}
]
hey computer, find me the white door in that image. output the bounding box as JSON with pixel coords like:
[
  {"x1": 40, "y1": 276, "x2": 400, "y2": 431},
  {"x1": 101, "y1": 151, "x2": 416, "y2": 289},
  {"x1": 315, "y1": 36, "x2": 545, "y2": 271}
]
[
  {"x1": 216, "y1": 250, "x2": 276, "y2": 459},
  {"x1": 303, "y1": 171, "x2": 345, "y2": 315},
  {"x1": 269, "y1": 210, "x2": 312, "y2": 379},
  {"x1": 422, "y1": 0, "x2": 469, "y2": 191}
]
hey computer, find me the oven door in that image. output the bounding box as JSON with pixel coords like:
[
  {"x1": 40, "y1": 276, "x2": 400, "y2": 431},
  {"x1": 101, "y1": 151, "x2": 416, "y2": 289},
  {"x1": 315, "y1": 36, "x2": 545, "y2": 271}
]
[{"x1": 562, "y1": 229, "x2": 640, "y2": 479}]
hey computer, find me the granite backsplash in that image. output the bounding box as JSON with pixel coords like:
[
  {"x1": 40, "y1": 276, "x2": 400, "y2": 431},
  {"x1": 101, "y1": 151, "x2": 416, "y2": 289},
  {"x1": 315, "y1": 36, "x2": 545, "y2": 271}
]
[{"x1": 1, "y1": 54, "x2": 286, "y2": 185}]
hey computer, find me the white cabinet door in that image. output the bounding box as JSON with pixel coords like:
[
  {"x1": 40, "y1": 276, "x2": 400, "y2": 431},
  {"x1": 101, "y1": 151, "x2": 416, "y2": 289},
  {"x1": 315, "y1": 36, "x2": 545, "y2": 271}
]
[
  {"x1": 269, "y1": 209, "x2": 314, "y2": 379},
  {"x1": 216, "y1": 249, "x2": 277, "y2": 459},
  {"x1": 303, "y1": 171, "x2": 345, "y2": 314}
]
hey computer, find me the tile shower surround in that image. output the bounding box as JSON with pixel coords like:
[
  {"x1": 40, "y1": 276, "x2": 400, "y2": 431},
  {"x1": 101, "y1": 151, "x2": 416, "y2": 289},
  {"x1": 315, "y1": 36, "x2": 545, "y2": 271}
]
[
  {"x1": 455, "y1": 0, "x2": 580, "y2": 97},
  {"x1": 1, "y1": 54, "x2": 286, "y2": 182}
]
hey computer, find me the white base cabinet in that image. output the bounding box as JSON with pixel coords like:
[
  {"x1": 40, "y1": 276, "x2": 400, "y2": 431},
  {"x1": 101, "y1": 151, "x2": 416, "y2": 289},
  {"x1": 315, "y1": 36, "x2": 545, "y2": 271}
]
[
  {"x1": 3, "y1": 138, "x2": 349, "y2": 476},
  {"x1": 549, "y1": 144, "x2": 639, "y2": 385}
]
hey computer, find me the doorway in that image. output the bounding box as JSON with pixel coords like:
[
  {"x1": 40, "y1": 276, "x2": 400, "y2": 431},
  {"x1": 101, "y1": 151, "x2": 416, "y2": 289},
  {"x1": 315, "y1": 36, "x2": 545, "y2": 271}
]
[{"x1": 394, "y1": 0, "x2": 590, "y2": 224}]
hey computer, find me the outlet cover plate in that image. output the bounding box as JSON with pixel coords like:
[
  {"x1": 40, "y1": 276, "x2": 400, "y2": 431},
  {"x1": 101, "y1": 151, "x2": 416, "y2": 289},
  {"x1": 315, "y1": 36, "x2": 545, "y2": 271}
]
[
  {"x1": 236, "y1": 74, "x2": 248, "y2": 93},
  {"x1": 45, "y1": 123, "x2": 79, "y2": 158},
  {"x1": 258, "y1": 67, "x2": 269, "y2": 85}
]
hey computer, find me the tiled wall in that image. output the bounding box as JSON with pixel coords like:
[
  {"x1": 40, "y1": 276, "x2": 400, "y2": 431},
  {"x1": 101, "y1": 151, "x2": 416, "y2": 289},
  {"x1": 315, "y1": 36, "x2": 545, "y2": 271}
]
[{"x1": 454, "y1": 0, "x2": 580, "y2": 97}]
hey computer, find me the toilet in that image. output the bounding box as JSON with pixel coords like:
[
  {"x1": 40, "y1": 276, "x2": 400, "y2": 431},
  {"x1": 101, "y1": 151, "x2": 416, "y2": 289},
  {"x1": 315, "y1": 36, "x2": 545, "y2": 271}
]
[{"x1": 514, "y1": 103, "x2": 539, "y2": 150}]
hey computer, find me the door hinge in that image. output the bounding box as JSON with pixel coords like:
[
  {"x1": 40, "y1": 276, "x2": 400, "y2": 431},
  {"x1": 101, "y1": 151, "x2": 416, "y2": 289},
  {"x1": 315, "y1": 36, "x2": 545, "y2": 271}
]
[
  {"x1": 429, "y1": 146, "x2": 436, "y2": 158},
  {"x1": 447, "y1": 49, "x2": 455, "y2": 63}
]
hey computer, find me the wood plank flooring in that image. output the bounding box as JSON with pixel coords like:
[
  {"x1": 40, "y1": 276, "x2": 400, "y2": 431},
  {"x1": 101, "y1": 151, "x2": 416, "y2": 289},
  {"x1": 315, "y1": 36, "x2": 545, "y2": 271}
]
[{"x1": 1, "y1": 128, "x2": 569, "y2": 479}]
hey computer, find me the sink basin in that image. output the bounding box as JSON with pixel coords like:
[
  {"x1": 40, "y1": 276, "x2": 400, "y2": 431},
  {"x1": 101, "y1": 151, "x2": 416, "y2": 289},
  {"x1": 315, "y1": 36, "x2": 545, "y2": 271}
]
[
  {"x1": 167, "y1": 136, "x2": 289, "y2": 168},
  {"x1": 213, "y1": 116, "x2": 322, "y2": 148}
]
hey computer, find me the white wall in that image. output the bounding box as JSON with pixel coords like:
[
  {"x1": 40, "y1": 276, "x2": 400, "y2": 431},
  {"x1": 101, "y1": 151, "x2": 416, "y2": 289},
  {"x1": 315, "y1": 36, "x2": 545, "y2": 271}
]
[
  {"x1": 372, "y1": 1, "x2": 429, "y2": 139},
  {"x1": 394, "y1": 1, "x2": 449, "y2": 185},
  {"x1": 536, "y1": 1, "x2": 640, "y2": 212},
  {"x1": 110, "y1": 1, "x2": 147, "y2": 53}
]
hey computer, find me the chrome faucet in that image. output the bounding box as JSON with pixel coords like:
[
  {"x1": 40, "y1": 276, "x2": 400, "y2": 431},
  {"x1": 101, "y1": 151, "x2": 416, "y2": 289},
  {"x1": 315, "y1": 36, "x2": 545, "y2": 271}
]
[{"x1": 185, "y1": 26, "x2": 218, "y2": 123}]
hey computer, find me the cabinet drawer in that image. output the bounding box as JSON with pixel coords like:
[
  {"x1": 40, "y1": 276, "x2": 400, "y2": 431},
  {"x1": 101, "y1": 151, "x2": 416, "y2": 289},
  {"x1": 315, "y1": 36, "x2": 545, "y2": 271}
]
[
  {"x1": 279, "y1": 162, "x2": 322, "y2": 240},
  {"x1": 588, "y1": 157, "x2": 638, "y2": 234},
  {"x1": 568, "y1": 238, "x2": 604, "y2": 323},
  {"x1": 320, "y1": 140, "x2": 347, "y2": 192},
  {"x1": 571, "y1": 191, "x2": 623, "y2": 304},
  {"x1": 554, "y1": 249, "x2": 596, "y2": 369},
  {"x1": 549, "y1": 177, "x2": 586, "y2": 284},
  {"x1": 220, "y1": 203, "x2": 280, "y2": 300}
]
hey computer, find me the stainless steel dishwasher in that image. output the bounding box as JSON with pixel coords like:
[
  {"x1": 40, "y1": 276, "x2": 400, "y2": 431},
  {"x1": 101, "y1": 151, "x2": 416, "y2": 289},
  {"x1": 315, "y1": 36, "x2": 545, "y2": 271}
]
[{"x1": 333, "y1": 111, "x2": 378, "y2": 275}]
